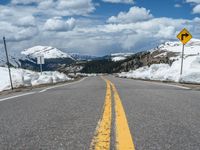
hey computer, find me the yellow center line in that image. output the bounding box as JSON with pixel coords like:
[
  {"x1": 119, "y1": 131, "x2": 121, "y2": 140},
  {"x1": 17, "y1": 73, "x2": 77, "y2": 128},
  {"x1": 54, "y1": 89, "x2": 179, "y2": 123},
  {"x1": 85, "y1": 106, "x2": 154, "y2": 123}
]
[
  {"x1": 90, "y1": 78, "x2": 112, "y2": 150},
  {"x1": 110, "y1": 82, "x2": 135, "y2": 150},
  {"x1": 90, "y1": 77, "x2": 135, "y2": 150}
]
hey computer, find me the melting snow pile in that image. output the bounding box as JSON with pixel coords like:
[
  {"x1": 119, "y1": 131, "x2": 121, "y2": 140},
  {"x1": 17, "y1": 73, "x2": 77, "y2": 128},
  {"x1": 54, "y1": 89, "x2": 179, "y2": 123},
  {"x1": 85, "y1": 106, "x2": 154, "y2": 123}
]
[
  {"x1": 0, "y1": 67, "x2": 73, "y2": 92},
  {"x1": 118, "y1": 39, "x2": 200, "y2": 84}
]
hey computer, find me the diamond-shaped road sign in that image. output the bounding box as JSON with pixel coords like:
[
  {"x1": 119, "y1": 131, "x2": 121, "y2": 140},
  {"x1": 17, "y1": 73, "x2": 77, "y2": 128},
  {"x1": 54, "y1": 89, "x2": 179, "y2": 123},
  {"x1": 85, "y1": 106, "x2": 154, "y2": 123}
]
[{"x1": 177, "y1": 28, "x2": 192, "y2": 45}]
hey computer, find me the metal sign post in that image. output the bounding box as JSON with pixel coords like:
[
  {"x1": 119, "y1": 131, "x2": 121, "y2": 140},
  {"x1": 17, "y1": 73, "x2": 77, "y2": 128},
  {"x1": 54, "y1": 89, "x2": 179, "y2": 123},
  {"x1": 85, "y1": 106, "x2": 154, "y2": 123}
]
[
  {"x1": 3, "y1": 37, "x2": 14, "y2": 90},
  {"x1": 177, "y1": 28, "x2": 192, "y2": 76},
  {"x1": 39, "y1": 56, "x2": 43, "y2": 74},
  {"x1": 180, "y1": 44, "x2": 185, "y2": 75},
  {"x1": 37, "y1": 56, "x2": 45, "y2": 74}
]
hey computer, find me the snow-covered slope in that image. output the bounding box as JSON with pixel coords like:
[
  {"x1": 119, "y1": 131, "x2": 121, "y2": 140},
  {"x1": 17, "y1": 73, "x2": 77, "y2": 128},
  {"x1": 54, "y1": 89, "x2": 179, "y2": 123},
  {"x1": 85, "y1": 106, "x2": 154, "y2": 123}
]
[
  {"x1": 21, "y1": 46, "x2": 74, "y2": 60},
  {"x1": 118, "y1": 39, "x2": 200, "y2": 84},
  {"x1": 111, "y1": 53, "x2": 134, "y2": 62},
  {"x1": 19, "y1": 46, "x2": 75, "y2": 71},
  {"x1": 151, "y1": 39, "x2": 200, "y2": 58},
  {"x1": 0, "y1": 67, "x2": 73, "y2": 92}
]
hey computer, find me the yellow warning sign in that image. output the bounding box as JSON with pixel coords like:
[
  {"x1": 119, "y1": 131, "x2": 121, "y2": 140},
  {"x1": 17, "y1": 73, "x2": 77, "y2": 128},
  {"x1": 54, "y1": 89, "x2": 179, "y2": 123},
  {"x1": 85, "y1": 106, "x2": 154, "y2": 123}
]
[{"x1": 177, "y1": 28, "x2": 192, "y2": 45}]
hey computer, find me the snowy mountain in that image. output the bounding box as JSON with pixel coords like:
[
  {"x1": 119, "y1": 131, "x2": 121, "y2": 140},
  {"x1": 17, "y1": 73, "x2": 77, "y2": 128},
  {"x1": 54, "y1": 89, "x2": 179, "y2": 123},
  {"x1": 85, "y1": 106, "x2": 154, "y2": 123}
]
[
  {"x1": 19, "y1": 46, "x2": 75, "y2": 71},
  {"x1": 118, "y1": 39, "x2": 200, "y2": 84},
  {"x1": 22, "y1": 46, "x2": 74, "y2": 60}
]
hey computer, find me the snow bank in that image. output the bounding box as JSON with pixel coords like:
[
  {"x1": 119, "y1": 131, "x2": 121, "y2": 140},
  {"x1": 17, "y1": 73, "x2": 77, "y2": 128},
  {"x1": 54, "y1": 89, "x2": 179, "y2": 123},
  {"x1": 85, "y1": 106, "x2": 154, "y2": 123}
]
[
  {"x1": 118, "y1": 55, "x2": 200, "y2": 84},
  {"x1": 0, "y1": 67, "x2": 73, "y2": 92}
]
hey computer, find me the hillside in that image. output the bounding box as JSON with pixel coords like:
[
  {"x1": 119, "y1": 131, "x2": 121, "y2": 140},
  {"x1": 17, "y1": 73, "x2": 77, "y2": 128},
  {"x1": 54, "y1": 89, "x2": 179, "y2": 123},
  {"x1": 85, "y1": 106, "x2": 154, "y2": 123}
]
[
  {"x1": 118, "y1": 39, "x2": 200, "y2": 83},
  {"x1": 81, "y1": 39, "x2": 200, "y2": 74}
]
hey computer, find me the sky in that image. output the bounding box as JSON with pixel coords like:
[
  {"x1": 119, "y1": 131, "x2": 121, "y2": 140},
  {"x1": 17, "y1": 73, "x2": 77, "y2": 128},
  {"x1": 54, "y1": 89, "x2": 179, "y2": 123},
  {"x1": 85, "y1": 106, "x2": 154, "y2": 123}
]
[{"x1": 0, "y1": 0, "x2": 200, "y2": 56}]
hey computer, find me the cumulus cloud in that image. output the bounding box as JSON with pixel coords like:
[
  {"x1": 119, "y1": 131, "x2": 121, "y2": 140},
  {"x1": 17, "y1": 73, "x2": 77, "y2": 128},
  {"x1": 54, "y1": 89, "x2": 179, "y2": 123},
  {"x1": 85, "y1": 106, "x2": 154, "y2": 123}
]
[
  {"x1": 1, "y1": 16, "x2": 200, "y2": 55},
  {"x1": 0, "y1": 0, "x2": 93, "y2": 44},
  {"x1": 1, "y1": 1, "x2": 200, "y2": 56},
  {"x1": 15, "y1": 16, "x2": 36, "y2": 27},
  {"x1": 10, "y1": 0, "x2": 95, "y2": 16},
  {"x1": 44, "y1": 17, "x2": 76, "y2": 32},
  {"x1": 38, "y1": 0, "x2": 54, "y2": 9},
  {"x1": 186, "y1": 0, "x2": 200, "y2": 13},
  {"x1": 0, "y1": 21, "x2": 38, "y2": 42},
  {"x1": 107, "y1": 7, "x2": 153, "y2": 24},
  {"x1": 193, "y1": 4, "x2": 200, "y2": 13},
  {"x1": 102, "y1": 0, "x2": 134, "y2": 4}
]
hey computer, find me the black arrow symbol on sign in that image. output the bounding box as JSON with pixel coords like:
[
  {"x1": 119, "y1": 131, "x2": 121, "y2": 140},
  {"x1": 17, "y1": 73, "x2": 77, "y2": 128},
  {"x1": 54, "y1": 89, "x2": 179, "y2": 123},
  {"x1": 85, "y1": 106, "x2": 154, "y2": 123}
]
[{"x1": 181, "y1": 33, "x2": 189, "y2": 41}]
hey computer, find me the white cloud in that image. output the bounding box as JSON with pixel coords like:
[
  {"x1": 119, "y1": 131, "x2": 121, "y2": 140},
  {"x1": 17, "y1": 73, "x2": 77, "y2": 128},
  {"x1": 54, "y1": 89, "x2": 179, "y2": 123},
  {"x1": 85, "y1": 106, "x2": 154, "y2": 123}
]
[
  {"x1": 15, "y1": 16, "x2": 36, "y2": 27},
  {"x1": 0, "y1": 0, "x2": 94, "y2": 44},
  {"x1": 193, "y1": 4, "x2": 200, "y2": 13},
  {"x1": 44, "y1": 17, "x2": 76, "y2": 32},
  {"x1": 107, "y1": 7, "x2": 153, "y2": 24},
  {"x1": 102, "y1": 0, "x2": 134, "y2": 4},
  {"x1": 186, "y1": 0, "x2": 200, "y2": 13},
  {"x1": 186, "y1": 0, "x2": 200, "y2": 3},
  {"x1": 1, "y1": 1, "x2": 200, "y2": 56},
  {"x1": 57, "y1": 0, "x2": 94, "y2": 10},
  {"x1": 174, "y1": 4, "x2": 182, "y2": 8},
  {"x1": 0, "y1": 21, "x2": 38, "y2": 42},
  {"x1": 38, "y1": 0, "x2": 54, "y2": 9},
  {"x1": 10, "y1": 0, "x2": 95, "y2": 16}
]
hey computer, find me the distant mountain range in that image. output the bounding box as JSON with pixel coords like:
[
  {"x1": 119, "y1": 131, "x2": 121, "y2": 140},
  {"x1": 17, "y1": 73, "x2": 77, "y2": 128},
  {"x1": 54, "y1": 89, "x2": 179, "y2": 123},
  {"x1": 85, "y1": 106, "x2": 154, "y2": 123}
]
[
  {"x1": 1, "y1": 39, "x2": 200, "y2": 74},
  {"x1": 69, "y1": 53, "x2": 97, "y2": 61}
]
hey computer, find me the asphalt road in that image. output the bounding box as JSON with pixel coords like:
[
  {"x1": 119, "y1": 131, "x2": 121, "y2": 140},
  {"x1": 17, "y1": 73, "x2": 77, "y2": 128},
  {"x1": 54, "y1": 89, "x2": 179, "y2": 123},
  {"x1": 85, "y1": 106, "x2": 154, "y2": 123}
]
[{"x1": 0, "y1": 76, "x2": 200, "y2": 150}]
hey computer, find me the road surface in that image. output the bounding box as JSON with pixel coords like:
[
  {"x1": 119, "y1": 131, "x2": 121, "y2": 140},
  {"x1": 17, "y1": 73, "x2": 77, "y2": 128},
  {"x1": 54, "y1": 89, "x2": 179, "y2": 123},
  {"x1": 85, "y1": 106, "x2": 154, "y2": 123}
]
[{"x1": 0, "y1": 76, "x2": 200, "y2": 150}]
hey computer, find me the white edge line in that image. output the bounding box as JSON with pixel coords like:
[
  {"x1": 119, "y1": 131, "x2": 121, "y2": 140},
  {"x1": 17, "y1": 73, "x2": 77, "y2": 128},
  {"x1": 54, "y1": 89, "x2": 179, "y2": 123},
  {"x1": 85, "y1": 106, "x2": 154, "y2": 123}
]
[
  {"x1": 117, "y1": 77, "x2": 191, "y2": 90},
  {"x1": 163, "y1": 84, "x2": 191, "y2": 90},
  {"x1": 0, "y1": 77, "x2": 87, "y2": 102},
  {"x1": 143, "y1": 81, "x2": 191, "y2": 90},
  {"x1": 39, "y1": 77, "x2": 87, "y2": 93},
  {"x1": 0, "y1": 92, "x2": 36, "y2": 102}
]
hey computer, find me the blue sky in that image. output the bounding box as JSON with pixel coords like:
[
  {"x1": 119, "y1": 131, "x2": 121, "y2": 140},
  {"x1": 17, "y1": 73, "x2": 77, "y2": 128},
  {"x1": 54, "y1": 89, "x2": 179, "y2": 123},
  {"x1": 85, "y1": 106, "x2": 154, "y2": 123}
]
[
  {"x1": 0, "y1": 0, "x2": 200, "y2": 56},
  {"x1": 94, "y1": 0, "x2": 193, "y2": 19}
]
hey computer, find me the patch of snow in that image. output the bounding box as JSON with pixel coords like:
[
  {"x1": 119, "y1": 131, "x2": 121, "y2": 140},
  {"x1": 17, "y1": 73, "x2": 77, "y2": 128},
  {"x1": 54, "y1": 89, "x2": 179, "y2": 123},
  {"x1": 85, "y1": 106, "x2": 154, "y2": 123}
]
[
  {"x1": 0, "y1": 67, "x2": 73, "y2": 92},
  {"x1": 154, "y1": 52, "x2": 168, "y2": 58},
  {"x1": 111, "y1": 53, "x2": 134, "y2": 57},
  {"x1": 112, "y1": 56, "x2": 126, "y2": 62},
  {"x1": 111, "y1": 52, "x2": 134, "y2": 62}
]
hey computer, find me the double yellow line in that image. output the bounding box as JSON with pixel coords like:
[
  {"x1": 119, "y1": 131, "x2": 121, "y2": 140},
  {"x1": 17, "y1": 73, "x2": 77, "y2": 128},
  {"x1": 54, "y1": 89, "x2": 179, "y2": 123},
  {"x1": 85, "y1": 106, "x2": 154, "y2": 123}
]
[{"x1": 90, "y1": 77, "x2": 135, "y2": 150}]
